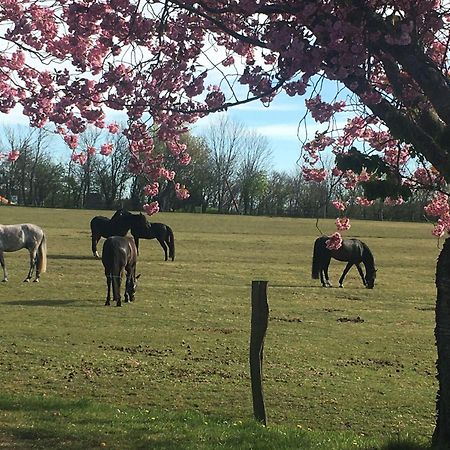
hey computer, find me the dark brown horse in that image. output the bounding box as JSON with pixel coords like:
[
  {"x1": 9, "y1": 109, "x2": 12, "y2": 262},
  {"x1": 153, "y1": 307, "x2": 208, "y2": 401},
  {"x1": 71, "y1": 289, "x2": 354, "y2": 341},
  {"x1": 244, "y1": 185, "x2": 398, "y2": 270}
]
[
  {"x1": 90, "y1": 209, "x2": 146, "y2": 258},
  {"x1": 102, "y1": 236, "x2": 139, "y2": 307},
  {"x1": 130, "y1": 218, "x2": 175, "y2": 261},
  {"x1": 311, "y1": 236, "x2": 377, "y2": 288}
]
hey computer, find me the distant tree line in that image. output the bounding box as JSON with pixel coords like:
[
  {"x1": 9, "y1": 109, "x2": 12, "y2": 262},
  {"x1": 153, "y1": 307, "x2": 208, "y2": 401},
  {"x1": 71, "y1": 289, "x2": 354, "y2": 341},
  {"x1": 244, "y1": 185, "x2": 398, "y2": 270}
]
[{"x1": 0, "y1": 121, "x2": 433, "y2": 223}]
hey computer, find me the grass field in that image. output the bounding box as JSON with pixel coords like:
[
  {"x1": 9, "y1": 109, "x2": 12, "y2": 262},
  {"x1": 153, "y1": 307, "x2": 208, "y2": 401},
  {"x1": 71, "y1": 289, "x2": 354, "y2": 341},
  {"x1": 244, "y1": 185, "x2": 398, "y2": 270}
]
[{"x1": 0, "y1": 207, "x2": 440, "y2": 449}]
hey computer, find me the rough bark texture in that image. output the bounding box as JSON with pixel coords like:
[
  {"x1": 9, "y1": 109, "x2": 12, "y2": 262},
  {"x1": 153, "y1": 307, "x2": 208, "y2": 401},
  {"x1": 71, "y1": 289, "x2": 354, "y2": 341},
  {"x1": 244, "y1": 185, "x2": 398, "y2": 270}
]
[
  {"x1": 433, "y1": 238, "x2": 450, "y2": 447},
  {"x1": 249, "y1": 280, "x2": 269, "y2": 425}
]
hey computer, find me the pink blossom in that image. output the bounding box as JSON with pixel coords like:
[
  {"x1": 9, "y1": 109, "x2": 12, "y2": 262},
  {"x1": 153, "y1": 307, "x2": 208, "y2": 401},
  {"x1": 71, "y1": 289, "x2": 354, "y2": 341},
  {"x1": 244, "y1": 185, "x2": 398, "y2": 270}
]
[
  {"x1": 144, "y1": 182, "x2": 159, "y2": 197},
  {"x1": 326, "y1": 232, "x2": 343, "y2": 250},
  {"x1": 64, "y1": 134, "x2": 79, "y2": 150},
  {"x1": 87, "y1": 146, "x2": 96, "y2": 155},
  {"x1": 175, "y1": 183, "x2": 190, "y2": 200},
  {"x1": 7, "y1": 150, "x2": 20, "y2": 162},
  {"x1": 302, "y1": 168, "x2": 327, "y2": 182},
  {"x1": 356, "y1": 197, "x2": 374, "y2": 207},
  {"x1": 336, "y1": 217, "x2": 351, "y2": 231},
  {"x1": 71, "y1": 152, "x2": 87, "y2": 165},
  {"x1": 108, "y1": 123, "x2": 120, "y2": 134},
  {"x1": 143, "y1": 201, "x2": 160, "y2": 216},
  {"x1": 100, "y1": 143, "x2": 113, "y2": 156},
  {"x1": 432, "y1": 223, "x2": 446, "y2": 237},
  {"x1": 332, "y1": 200, "x2": 347, "y2": 211},
  {"x1": 384, "y1": 197, "x2": 404, "y2": 206}
]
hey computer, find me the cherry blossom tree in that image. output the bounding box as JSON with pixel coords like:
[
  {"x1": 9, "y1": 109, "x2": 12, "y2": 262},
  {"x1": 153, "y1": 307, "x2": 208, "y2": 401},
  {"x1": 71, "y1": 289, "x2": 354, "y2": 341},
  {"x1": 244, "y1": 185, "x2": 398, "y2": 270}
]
[{"x1": 3, "y1": 0, "x2": 450, "y2": 445}]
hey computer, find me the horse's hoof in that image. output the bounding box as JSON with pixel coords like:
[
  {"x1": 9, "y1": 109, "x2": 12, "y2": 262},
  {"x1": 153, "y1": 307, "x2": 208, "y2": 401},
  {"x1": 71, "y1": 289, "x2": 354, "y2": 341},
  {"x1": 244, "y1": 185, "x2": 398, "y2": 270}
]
[
  {"x1": 94, "y1": 252, "x2": 99, "y2": 258},
  {"x1": 23, "y1": 279, "x2": 30, "y2": 283},
  {"x1": 339, "y1": 284, "x2": 343, "y2": 288},
  {"x1": 116, "y1": 303, "x2": 122, "y2": 307},
  {"x1": 33, "y1": 279, "x2": 40, "y2": 283},
  {"x1": 2, "y1": 279, "x2": 7, "y2": 283}
]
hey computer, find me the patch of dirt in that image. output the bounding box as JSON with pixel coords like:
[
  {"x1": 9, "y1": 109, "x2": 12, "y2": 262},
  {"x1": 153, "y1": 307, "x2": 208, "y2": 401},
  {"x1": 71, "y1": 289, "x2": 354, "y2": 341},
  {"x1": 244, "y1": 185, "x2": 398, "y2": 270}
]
[
  {"x1": 186, "y1": 327, "x2": 236, "y2": 334},
  {"x1": 337, "y1": 316, "x2": 364, "y2": 323},
  {"x1": 415, "y1": 306, "x2": 434, "y2": 311},
  {"x1": 99, "y1": 344, "x2": 173, "y2": 357},
  {"x1": 270, "y1": 316, "x2": 302, "y2": 323}
]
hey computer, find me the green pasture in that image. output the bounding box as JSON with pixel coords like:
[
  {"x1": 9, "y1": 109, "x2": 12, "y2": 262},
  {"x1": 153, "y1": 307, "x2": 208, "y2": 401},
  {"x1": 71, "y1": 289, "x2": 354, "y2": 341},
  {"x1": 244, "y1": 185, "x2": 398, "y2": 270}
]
[{"x1": 0, "y1": 207, "x2": 440, "y2": 449}]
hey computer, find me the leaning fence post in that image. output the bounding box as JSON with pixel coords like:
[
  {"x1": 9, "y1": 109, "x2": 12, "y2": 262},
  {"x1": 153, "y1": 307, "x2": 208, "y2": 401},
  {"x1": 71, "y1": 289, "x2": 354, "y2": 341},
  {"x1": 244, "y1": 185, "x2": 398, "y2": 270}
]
[{"x1": 249, "y1": 280, "x2": 269, "y2": 425}]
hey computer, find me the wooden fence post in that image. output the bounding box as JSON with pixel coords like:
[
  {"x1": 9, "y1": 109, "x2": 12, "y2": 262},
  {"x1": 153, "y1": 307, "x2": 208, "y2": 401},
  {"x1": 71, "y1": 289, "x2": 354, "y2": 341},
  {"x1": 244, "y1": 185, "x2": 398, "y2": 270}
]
[{"x1": 249, "y1": 280, "x2": 269, "y2": 425}]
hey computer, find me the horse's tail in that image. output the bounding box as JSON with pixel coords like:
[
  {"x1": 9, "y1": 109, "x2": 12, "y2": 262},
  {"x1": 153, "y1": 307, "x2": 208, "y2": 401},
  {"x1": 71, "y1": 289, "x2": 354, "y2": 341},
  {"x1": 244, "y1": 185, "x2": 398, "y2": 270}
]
[
  {"x1": 312, "y1": 236, "x2": 326, "y2": 279},
  {"x1": 167, "y1": 226, "x2": 175, "y2": 261},
  {"x1": 37, "y1": 233, "x2": 47, "y2": 274}
]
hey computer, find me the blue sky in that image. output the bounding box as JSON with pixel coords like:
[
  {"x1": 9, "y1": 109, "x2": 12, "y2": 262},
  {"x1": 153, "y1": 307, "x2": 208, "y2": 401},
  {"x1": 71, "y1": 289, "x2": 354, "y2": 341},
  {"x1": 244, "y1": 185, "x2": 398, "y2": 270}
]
[{"x1": 191, "y1": 91, "x2": 318, "y2": 173}]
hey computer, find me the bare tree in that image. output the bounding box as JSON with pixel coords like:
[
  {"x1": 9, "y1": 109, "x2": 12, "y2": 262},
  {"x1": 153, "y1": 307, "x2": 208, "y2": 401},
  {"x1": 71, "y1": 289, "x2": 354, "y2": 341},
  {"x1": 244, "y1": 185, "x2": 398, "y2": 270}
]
[
  {"x1": 202, "y1": 115, "x2": 246, "y2": 213},
  {"x1": 237, "y1": 131, "x2": 272, "y2": 215}
]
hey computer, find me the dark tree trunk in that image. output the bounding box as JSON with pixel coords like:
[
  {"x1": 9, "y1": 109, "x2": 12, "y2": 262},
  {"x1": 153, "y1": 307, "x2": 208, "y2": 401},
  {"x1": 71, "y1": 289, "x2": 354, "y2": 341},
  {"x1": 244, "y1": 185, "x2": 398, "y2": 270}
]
[{"x1": 433, "y1": 237, "x2": 450, "y2": 447}]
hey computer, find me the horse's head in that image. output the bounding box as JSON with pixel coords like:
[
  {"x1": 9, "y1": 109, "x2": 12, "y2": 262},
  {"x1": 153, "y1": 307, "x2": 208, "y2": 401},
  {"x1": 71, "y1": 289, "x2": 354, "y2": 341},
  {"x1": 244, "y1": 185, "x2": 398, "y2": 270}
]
[
  {"x1": 365, "y1": 268, "x2": 377, "y2": 289},
  {"x1": 125, "y1": 273, "x2": 140, "y2": 301}
]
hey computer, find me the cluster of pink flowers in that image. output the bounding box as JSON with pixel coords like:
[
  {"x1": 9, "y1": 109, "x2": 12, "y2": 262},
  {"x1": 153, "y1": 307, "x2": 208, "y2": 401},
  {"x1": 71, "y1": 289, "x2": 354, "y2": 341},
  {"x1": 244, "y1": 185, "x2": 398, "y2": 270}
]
[
  {"x1": 384, "y1": 197, "x2": 404, "y2": 206},
  {"x1": 305, "y1": 95, "x2": 346, "y2": 123},
  {"x1": 326, "y1": 232, "x2": 343, "y2": 250},
  {"x1": 336, "y1": 217, "x2": 351, "y2": 231},
  {"x1": 107, "y1": 123, "x2": 119, "y2": 134},
  {"x1": 144, "y1": 182, "x2": 159, "y2": 197},
  {"x1": 331, "y1": 200, "x2": 347, "y2": 211},
  {"x1": 302, "y1": 167, "x2": 327, "y2": 182},
  {"x1": 8, "y1": 150, "x2": 20, "y2": 162},
  {"x1": 64, "y1": 134, "x2": 79, "y2": 150},
  {"x1": 175, "y1": 183, "x2": 190, "y2": 200},
  {"x1": 71, "y1": 152, "x2": 87, "y2": 165},
  {"x1": 143, "y1": 202, "x2": 160, "y2": 216},
  {"x1": 100, "y1": 143, "x2": 113, "y2": 156},
  {"x1": 424, "y1": 193, "x2": 450, "y2": 237},
  {"x1": 356, "y1": 197, "x2": 374, "y2": 207}
]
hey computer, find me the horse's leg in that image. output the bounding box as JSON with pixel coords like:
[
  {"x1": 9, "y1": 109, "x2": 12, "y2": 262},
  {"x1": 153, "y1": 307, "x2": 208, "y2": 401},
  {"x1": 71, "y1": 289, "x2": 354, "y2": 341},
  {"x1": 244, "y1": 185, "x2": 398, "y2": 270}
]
[
  {"x1": 319, "y1": 268, "x2": 326, "y2": 287},
  {"x1": 105, "y1": 275, "x2": 111, "y2": 306},
  {"x1": 338, "y1": 262, "x2": 354, "y2": 288},
  {"x1": 157, "y1": 238, "x2": 168, "y2": 261},
  {"x1": 92, "y1": 234, "x2": 101, "y2": 258},
  {"x1": 24, "y1": 248, "x2": 37, "y2": 282},
  {"x1": 114, "y1": 276, "x2": 122, "y2": 307},
  {"x1": 356, "y1": 264, "x2": 367, "y2": 287},
  {"x1": 0, "y1": 251, "x2": 7, "y2": 282},
  {"x1": 124, "y1": 273, "x2": 129, "y2": 303},
  {"x1": 323, "y1": 259, "x2": 332, "y2": 287}
]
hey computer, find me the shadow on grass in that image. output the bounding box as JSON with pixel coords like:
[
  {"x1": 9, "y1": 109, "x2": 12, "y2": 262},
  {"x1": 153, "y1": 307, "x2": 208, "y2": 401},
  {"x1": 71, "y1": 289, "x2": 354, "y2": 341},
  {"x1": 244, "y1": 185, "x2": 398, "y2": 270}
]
[{"x1": 0, "y1": 394, "x2": 434, "y2": 450}]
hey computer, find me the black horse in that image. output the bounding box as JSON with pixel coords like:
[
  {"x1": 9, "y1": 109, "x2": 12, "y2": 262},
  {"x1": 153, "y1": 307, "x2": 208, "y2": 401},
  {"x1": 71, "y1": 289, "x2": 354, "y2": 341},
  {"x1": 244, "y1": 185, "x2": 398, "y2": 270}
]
[
  {"x1": 130, "y1": 219, "x2": 175, "y2": 261},
  {"x1": 311, "y1": 236, "x2": 377, "y2": 288},
  {"x1": 90, "y1": 209, "x2": 146, "y2": 258},
  {"x1": 102, "y1": 236, "x2": 140, "y2": 307}
]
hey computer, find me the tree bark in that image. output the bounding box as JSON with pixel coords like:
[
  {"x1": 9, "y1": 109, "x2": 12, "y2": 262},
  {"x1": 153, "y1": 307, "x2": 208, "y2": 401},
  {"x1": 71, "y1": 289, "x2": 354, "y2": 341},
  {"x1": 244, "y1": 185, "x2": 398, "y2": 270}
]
[
  {"x1": 433, "y1": 237, "x2": 450, "y2": 447},
  {"x1": 249, "y1": 280, "x2": 269, "y2": 425}
]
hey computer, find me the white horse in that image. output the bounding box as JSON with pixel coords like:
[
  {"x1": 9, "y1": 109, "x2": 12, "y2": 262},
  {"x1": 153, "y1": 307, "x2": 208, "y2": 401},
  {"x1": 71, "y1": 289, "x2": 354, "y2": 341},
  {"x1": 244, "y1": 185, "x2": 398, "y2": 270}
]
[{"x1": 0, "y1": 223, "x2": 47, "y2": 282}]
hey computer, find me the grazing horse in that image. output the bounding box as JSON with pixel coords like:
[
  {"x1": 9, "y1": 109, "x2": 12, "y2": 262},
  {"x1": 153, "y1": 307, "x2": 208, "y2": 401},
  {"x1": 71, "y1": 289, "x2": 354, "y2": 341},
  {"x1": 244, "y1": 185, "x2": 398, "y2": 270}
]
[
  {"x1": 130, "y1": 218, "x2": 175, "y2": 261},
  {"x1": 101, "y1": 236, "x2": 140, "y2": 307},
  {"x1": 311, "y1": 236, "x2": 377, "y2": 289},
  {"x1": 90, "y1": 209, "x2": 146, "y2": 258},
  {"x1": 0, "y1": 223, "x2": 47, "y2": 282}
]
